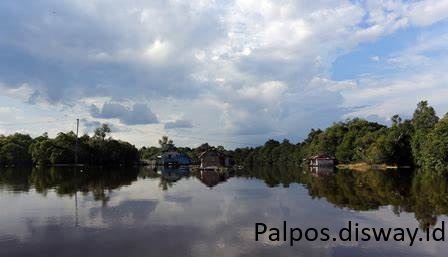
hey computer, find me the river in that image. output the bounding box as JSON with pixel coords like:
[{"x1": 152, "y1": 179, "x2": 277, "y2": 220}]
[{"x1": 1, "y1": 166, "x2": 447, "y2": 257}]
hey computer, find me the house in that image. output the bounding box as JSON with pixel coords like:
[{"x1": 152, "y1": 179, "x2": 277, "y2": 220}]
[
  {"x1": 199, "y1": 149, "x2": 221, "y2": 169},
  {"x1": 309, "y1": 154, "x2": 335, "y2": 167},
  {"x1": 198, "y1": 149, "x2": 235, "y2": 169},
  {"x1": 157, "y1": 151, "x2": 192, "y2": 167}
]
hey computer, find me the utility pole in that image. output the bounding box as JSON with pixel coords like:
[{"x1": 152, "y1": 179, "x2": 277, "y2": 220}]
[
  {"x1": 74, "y1": 118, "x2": 80, "y2": 227},
  {"x1": 75, "y1": 118, "x2": 79, "y2": 166}
]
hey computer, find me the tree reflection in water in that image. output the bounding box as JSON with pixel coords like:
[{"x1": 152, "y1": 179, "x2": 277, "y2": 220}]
[
  {"x1": 237, "y1": 165, "x2": 448, "y2": 228},
  {"x1": 1, "y1": 165, "x2": 448, "y2": 227}
]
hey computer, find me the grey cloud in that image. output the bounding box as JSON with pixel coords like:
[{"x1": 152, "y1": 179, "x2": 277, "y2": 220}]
[
  {"x1": 0, "y1": 0, "x2": 224, "y2": 104},
  {"x1": 164, "y1": 119, "x2": 193, "y2": 129},
  {"x1": 82, "y1": 119, "x2": 102, "y2": 132},
  {"x1": 81, "y1": 119, "x2": 121, "y2": 133},
  {"x1": 90, "y1": 102, "x2": 158, "y2": 125}
]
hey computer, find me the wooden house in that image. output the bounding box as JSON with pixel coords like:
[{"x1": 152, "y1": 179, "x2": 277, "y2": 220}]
[
  {"x1": 199, "y1": 149, "x2": 235, "y2": 169},
  {"x1": 199, "y1": 149, "x2": 221, "y2": 169},
  {"x1": 309, "y1": 154, "x2": 335, "y2": 167}
]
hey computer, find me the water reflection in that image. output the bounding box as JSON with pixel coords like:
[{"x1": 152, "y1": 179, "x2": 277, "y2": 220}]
[
  {"x1": 309, "y1": 165, "x2": 335, "y2": 177},
  {"x1": 238, "y1": 166, "x2": 448, "y2": 228},
  {"x1": 1, "y1": 166, "x2": 448, "y2": 256},
  {"x1": 158, "y1": 166, "x2": 191, "y2": 190},
  {"x1": 2, "y1": 166, "x2": 448, "y2": 227},
  {"x1": 199, "y1": 169, "x2": 233, "y2": 187}
]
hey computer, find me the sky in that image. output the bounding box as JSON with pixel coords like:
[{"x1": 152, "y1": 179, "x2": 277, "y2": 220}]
[{"x1": 1, "y1": 0, "x2": 448, "y2": 148}]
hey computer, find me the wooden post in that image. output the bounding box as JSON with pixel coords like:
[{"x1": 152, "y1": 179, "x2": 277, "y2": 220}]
[{"x1": 75, "y1": 118, "x2": 79, "y2": 166}]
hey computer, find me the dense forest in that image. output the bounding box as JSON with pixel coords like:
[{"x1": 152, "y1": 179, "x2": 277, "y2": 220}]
[
  {"x1": 233, "y1": 101, "x2": 448, "y2": 172},
  {"x1": 0, "y1": 124, "x2": 138, "y2": 167},
  {"x1": 1, "y1": 100, "x2": 448, "y2": 171}
]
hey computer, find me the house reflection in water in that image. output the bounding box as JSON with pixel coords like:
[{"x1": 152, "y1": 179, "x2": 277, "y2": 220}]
[
  {"x1": 158, "y1": 166, "x2": 190, "y2": 182},
  {"x1": 157, "y1": 166, "x2": 191, "y2": 191},
  {"x1": 309, "y1": 165, "x2": 335, "y2": 177},
  {"x1": 199, "y1": 169, "x2": 231, "y2": 188}
]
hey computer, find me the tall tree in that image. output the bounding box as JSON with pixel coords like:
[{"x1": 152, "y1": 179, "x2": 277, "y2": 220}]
[
  {"x1": 420, "y1": 114, "x2": 448, "y2": 171},
  {"x1": 158, "y1": 136, "x2": 174, "y2": 151},
  {"x1": 94, "y1": 124, "x2": 112, "y2": 140},
  {"x1": 412, "y1": 101, "x2": 439, "y2": 130},
  {"x1": 411, "y1": 101, "x2": 439, "y2": 166}
]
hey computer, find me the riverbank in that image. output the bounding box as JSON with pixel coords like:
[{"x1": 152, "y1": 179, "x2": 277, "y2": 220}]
[{"x1": 336, "y1": 162, "x2": 411, "y2": 172}]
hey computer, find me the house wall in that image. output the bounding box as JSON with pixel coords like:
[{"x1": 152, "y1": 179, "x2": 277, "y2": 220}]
[
  {"x1": 161, "y1": 152, "x2": 192, "y2": 166},
  {"x1": 201, "y1": 155, "x2": 221, "y2": 168},
  {"x1": 316, "y1": 159, "x2": 334, "y2": 166}
]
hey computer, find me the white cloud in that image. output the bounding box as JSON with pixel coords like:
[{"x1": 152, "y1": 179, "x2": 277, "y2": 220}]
[
  {"x1": 143, "y1": 39, "x2": 172, "y2": 62},
  {"x1": 408, "y1": 0, "x2": 448, "y2": 26},
  {"x1": 237, "y1": 81, "x2": 287, "y2": 102},
  {"x1": 342, "y1": 72, "x2": 448, "y2": 120},
  {"x1": 340, "y1": 28, "x2": 448, "y2": 120},
  {"x1": 1, "y1": 0, "x2": 448, "y2": 147}
]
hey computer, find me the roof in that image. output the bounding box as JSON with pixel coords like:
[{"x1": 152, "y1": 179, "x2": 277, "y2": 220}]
[
  {"x1": 309, "y1": 154, "x2": 335, "y2": 160},
  {"x1": 199, "y1": 149, "x2": 221, "y2": 159},
  {"x1": 199, "y1": 149, "x2": 235, "y2": 159}
]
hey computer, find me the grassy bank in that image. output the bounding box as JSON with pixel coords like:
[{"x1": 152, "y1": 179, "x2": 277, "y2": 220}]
[{"x1": 336, "y1": 163, "x2": 404, "y2": 172}]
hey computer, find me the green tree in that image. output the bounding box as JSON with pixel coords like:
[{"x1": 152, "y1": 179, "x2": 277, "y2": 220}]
[
  {"x1": 158, "y1": 136, "x2": 174, "y2": 151},
  {"x1": 29, "y1": 138, "x2": 54, "y2": 166},
  {"x1": 420, "y1": 114, "x2": 448, "y2": 171},
  {"x1": 0, "y1": 133, "x2": 33, "y2": 165},
  {"x1": 411, "y1": 101, "x2": 439, "y2": 166},
  {"x1": 0, "y1": 143, "x2": 29, "y2": 165},
  {"x1": 412, "y1": 101, "x2": 439, "y2": 130},
  {"x1": 94, "y1": 124, "x2": 112, "y2": 140}
]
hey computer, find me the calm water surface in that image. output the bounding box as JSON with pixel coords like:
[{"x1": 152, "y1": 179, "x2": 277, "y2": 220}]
[{"x1": 1, "y1": 166, "x2": 448, "y2": 257}]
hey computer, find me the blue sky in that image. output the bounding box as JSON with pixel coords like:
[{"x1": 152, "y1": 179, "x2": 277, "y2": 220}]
[{"x1": 1, "y1": 0, "x2": 448, "y2": 148}]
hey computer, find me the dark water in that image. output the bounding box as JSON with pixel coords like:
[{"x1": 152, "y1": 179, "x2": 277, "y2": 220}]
[{"x1": 1, "y1": 166, "x2": 448, "y2": 257}]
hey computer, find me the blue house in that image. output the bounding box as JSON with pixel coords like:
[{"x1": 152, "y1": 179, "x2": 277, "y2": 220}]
[{"x1": 157, "y1": 151, "x2": 192, "y2": 166}]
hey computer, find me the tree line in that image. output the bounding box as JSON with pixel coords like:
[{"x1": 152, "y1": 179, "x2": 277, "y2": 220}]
[
  {"x1": 1, "y1": 100, "x2": 448, "y2": 171},
  {"x1": 233, "y1": 101, "x2": 448, "y2": 172},
  {"x1": 0, "y1": 126, "x2": 231, "y2": 167},
  {"x1": 0, "y1": 124, "x2": 138, "y2": 167},
  {"x1": 139, "y1": 136, "x2": 233, "y2": 164}
]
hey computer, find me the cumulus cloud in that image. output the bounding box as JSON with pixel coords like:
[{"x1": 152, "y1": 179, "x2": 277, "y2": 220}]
[
  {"x1": 90, "y1": 102, "x2": 158, "y2": 125},
  {"x1": 341, "y1": 28, "x2": 448, "y2": 120},
  {"x1": 164, "y1": 119, "x2": 193, "y2": 130},
  {"x1": 1, "y1": 0, "x2": 448, "y2": 146},
  {"x1": 0, "y1": 83, "x2": 47, "y2": 105}
]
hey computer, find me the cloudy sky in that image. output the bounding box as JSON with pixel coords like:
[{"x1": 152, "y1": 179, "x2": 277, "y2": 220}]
[{"x1": 1, "y1": 0, "x2": 448, "y2": 148}]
